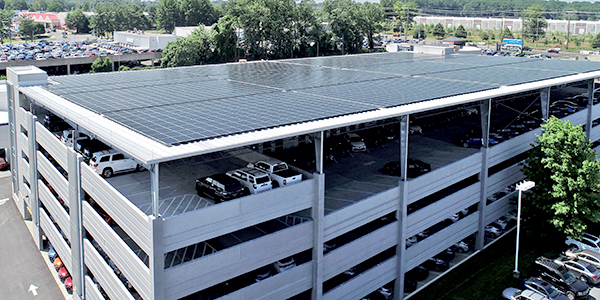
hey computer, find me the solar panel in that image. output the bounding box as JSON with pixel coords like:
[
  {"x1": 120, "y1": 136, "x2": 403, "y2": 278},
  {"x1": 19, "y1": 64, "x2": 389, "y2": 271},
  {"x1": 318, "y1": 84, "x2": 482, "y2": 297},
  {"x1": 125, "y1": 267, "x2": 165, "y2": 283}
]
[{"x1": 44, "y1": 52, "x2": 600, "y2": 146}]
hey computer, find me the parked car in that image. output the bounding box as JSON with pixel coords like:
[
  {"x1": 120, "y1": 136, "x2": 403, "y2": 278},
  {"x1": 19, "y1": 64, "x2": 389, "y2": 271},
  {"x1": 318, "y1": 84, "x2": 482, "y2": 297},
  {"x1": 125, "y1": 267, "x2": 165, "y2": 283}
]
[
  {"x1": 255, "y1": 266, "x2": 273, "y2": 282},
  {"x1": 452, "y1": 240, "x2": 470, "y2": 253},
  {"x1": 64, "y1": 276, "x2": 73, "y2": 292},
  {"x1": 564, "y1": 249, "x2": 600, "y2": 269},
  {"x1": 381, "y1": 159, "x2": 431, "y2": 178},
  {"x1": 78, "y1": 139, "x2": 110, "y2": 163},
  {"x1": 195, "y1": 173, "x2": 247, "y2": 203},
  {"x1": 548, "y1": 48, "x2": 561, "y2": 53},
  {"x1": 54, "y1": 256, "x2": 63, "y2": 270},
  {"x1": 274, "y1": 257, "x2": 296, "y2": 273},
  {"x1": 0, "y1": 157, "x2": 9, "y2": 171},
  {"x1": 405, "y1": 277, "x2": 417, "y2": 293},
  {"x1": 423, "y1": 257, "x2": 449, "y2": 272},
  {"x1": 485, "y1": 225, "x2": 502, "y2": 238},
  {"x1": 343, "y1": 266, "x2": 357, "y2": 276},
  {"x1": 226, "y1": 168, "x2": 272, "y2": 194},
  {"x1": 44, "y1": 114, "x2": 70, "y2": 132},
  {"x1": 406, "y1": 264, "x2": 429, "y2": 281},
  {"x1": 60, "y1": 130, "x2": 89, "y2": 147},
  {"x1": 58, "y1": 266, "x2": 69, "y2": 280},
  {"x1": 520, "y1": 277, "x2": 569, "y2": 300},
  {"x1": 377, "y1": 284, "x2": 393, "y2": 299},
  {"x1": 89, "y1": 149, "x2": 141, "y2": 178},
  {"x1": 247, "y1": 159, "x2": 302, "y2": 187},
  {"x1": 48, "y1": 246, "x2": 57, "y2": 261},
  {"x1": 502, "y1": 288, "x2": 550, "y2": 300},
  {"x1": 459, "y1": 137, "x2": 499, "y2": 148},
  {"x1": 554, "y1": 256, "x2": 600, "y2": 285},
  {"x1": 435, "y1": 248, "x2": 455, "y2": 262},
  {"x1": 565, "y1": 233, "x2": 600, "y2": 253},
  {"x1": 343, "y1": 133, "x2": 366, "y2": 152},
  {"x1": 406, "y1": 235, "x2": 418, "y2": 248},
  {"x1": 530, "y1": 256, "x2": 590, "y2": 300}
]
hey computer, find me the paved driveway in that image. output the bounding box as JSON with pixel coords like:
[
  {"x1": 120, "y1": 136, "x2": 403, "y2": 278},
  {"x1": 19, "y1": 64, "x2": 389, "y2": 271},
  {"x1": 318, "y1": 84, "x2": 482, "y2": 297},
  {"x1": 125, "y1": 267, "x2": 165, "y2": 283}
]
[{"x1": 0, "y1": 172, "x2": 65, "y2": 300}]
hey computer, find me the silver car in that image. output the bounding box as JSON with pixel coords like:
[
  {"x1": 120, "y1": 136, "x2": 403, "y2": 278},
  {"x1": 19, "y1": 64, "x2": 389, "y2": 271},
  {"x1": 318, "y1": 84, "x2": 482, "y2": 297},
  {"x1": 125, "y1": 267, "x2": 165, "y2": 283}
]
[
  {"x1": 564, "y1": 249, "x2": 600, "y2": 269},
  {"x1": 554, "y1": 256, "x2": 600, "y2": 285}
]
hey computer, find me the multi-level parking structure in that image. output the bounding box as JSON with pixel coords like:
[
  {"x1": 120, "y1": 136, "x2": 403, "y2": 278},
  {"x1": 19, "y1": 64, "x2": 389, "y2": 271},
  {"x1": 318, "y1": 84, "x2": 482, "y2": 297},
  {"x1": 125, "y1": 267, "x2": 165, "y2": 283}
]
[{"x1": 5, "y1": 52, "x2": 600, "y2": 300}]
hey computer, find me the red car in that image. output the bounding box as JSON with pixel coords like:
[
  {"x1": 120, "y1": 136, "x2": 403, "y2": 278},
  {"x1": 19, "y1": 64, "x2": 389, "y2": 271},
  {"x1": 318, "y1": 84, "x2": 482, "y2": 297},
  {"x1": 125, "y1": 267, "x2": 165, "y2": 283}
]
[
  {"x1": 64, "y1": 276, "x2": 73, "y2": 292},
  {"x1": 548, "y1": 48, "x2": 561, "y2": 53},
  {"x1": 0, "y1": 157, "x2": 9, "y2": 171},
  {"x1": 58, "y1": 267, "x2": 69, "y2": 280}
]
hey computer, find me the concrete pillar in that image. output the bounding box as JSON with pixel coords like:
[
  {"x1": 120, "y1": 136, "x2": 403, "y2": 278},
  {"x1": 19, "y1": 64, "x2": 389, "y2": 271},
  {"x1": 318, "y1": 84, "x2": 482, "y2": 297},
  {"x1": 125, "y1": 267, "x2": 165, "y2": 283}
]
[
  {"x1": 67, "y1": 63, "x2": 71, "y2": 75},
  {"x1": 394, "y1": 115, "x2": 409, "y2": 300},
  {"x1": 68, "y1": 147, "x2": 84, "y2": 299},
  {"x1": 540, "y1": 87, "x2": 550, "y2": 121},
  {"x1": 311, "y1": 172, "x2": 325, "y2": 300},
  {"x1": 6, "y1": 66, "x2": 48, "y2": 213},
  {"x1": 150, "y1": 216, "x2": 164, "y2": 300},
  {"x1": 28, "y1": 113, "x2": 42, "y2": 249},
  {"x1": 151, "y1": 163, "x2": 160, "y2": 217},
  {"x1": 476, "y1": 100, "x2": 491, "y2": 251},
  {"x1": 586, "y1": 79, "x2": 594, "y2": 139}
]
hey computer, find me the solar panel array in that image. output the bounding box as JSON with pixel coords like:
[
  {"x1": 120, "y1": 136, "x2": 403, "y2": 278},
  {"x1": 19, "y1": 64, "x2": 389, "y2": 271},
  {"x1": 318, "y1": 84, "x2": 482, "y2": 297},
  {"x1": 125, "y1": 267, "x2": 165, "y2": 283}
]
[{"x1": 44, "y1": 52, "x2": 600, "y2": 146}]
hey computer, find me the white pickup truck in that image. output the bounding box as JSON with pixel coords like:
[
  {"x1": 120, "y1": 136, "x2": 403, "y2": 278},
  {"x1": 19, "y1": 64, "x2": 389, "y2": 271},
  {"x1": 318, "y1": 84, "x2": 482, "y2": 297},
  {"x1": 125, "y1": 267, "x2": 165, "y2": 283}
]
[{"x1": 247, "y1": 159, "x2": 302, "y2": 188}]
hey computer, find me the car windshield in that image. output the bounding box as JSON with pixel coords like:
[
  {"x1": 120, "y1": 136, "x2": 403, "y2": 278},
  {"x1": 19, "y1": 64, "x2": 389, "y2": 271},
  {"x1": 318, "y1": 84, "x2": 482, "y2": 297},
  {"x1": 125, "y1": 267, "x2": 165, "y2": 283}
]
[
  {"x1": 561, "y1": 269, "x2": 577, "y2": 284},
  {"x1": 256, "y1": 176, "x2": 270, "y2": 184},
  {"x1": 350, "y1": 136, "x2": 362, "y2": 142},
  {"x1": 225, "y1": 182, "x2": 241, "y2": 191},
  {"x1": 546, "y1": 285, "x2": 560, "y2": 297}
]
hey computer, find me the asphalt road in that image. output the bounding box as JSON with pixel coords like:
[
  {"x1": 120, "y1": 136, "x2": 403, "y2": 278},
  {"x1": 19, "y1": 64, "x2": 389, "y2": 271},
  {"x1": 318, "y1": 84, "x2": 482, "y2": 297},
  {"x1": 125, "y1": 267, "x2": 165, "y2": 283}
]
[{"x1": 0, "y1": 172, "x2": 64, "y2": 300}]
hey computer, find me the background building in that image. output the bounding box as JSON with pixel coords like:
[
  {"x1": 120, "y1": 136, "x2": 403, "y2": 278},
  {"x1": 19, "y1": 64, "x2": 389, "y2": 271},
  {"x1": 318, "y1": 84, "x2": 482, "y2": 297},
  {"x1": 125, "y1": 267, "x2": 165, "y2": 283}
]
[{"x1": 114, "y1": 30, "x2": 176, "y2": 50}]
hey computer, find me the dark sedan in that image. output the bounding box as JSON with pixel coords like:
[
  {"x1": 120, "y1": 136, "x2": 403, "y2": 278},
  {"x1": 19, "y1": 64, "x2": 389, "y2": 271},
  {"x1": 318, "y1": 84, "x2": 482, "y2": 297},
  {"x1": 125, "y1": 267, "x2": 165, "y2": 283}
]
[{"x1": 382, "y1": 159, "x2": 431, "y2": 178}]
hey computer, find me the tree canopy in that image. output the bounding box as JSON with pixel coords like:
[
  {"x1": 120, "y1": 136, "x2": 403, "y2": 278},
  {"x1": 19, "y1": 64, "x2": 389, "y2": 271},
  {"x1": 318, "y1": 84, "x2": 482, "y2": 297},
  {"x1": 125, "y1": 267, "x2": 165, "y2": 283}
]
[
  {"x1": 433, "y1": 23, "x2": 445, "y2": 38},
  {"x1": 522, "y1": 117, "x2": 600, "y2": 239},
  {"x1": 65, "y1": 9, "x2": 89, "y2": 33},
  {"x1": 455, "y1": 24, "x2": 467, "y2": 38},
  {"x1": 91, "y1": 56, "x2": 113, "y2": 73},
  {"x1": 523, "y1": 4, "x2": 548, "y2": 42},
  {"x1": 161, "y1": 27, "x2": 213, "y2": 67}
]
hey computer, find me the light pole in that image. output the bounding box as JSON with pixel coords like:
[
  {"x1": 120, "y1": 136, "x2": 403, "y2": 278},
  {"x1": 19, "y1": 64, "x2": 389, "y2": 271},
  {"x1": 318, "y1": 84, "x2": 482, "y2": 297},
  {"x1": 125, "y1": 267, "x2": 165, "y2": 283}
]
[{"x1": 513, "y1": 180, "x2": 535, "y2": 278}]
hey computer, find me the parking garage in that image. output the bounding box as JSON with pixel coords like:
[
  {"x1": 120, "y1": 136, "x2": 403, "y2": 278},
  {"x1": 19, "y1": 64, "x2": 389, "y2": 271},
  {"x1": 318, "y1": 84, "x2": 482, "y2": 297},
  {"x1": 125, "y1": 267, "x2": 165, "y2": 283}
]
[{"x1": 6, "y1": 52, "x2": 600, "y2": 300}]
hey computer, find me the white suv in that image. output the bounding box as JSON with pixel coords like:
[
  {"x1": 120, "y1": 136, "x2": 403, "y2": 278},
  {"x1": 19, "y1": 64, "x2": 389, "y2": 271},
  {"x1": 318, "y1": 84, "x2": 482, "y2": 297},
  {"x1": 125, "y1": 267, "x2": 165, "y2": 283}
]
[
  {"x1": 226, "y1": 168, "x2": 272, "y2": 194},
  {"x1": 89, "y1": 149, "x2": 140, "y2": 178},
  {"x1": 60, "y1": 130, "x2": 89, "y2": 147}
]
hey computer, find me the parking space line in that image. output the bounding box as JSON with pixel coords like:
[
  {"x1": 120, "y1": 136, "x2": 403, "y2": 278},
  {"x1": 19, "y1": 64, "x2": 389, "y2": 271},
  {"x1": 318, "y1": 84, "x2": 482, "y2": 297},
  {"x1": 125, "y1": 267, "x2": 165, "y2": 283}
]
[
  {"x1": 181, "y1": 195, "x2": 194, "y2": 213},
  {"x1": 330, "y1": 187, "x2": 376, "y2": 195},
  {"x1": 324, "y1": 196, "x2": 359, "y2": 203}
]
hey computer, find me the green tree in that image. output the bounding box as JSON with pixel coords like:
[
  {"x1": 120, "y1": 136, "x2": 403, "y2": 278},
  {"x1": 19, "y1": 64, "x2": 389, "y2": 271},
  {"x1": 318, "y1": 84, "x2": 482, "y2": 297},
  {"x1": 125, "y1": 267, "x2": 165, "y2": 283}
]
[
  {"x1": 65, "y1": 9, "x2": 89, "y2": 33},
  {"x1": 433, "y1": 23, "x2": 445, "y2": 38},
  {"x1": 412, "y1": 24, "x2": 426, "y2": 40},
  {"x1": 524, "y1": 4, "x2": 548, "y2": 42},
  {"x1": 479, "y1": 30, "x2": 489, "y2": 42},
  {"x1": 500, "y1": 27, "x2": 514, "y2": 40},
  {"x1": 180, "y1": 0, "x2": 217, "y2": 27},
  {"x1": 18, "y1": 16, "x2": 38, "y2": 41},
  {"x1": 394, "y1": 1, "x2": 418, "y2": 41},
  {"x1": 91, "y1": 56, "x2": 113, "y2": 73},
  {"x1": 46, "y1": 0, "x2": 65, "y2": 12},
  {"x1": 30, "y1": 0, "x2": 47, "y2": 11},
  {"x1": 161, "y1": 27, "x2": 213, "y2": 67},
  {"x1": 358, "y1": 2, "x2": 383, "y2": 49},
  {"x1": 592, "y1": 33, "x2": 600, "y2": 48},
  {"x1": 0, "y1": 9, "x2": 13, "y2": 43},
  {"x1": 5, "y1": 0, "x2": 28, "y2": 11},
  {"x1": 322, "y1": 0, "x2": 363, "y2": 54},
  {"x1": 228, "y1": 0, "x2": 297, "y2": 58},
  {"x1": 156, "y1": 0, "x2": 180, "y2": 32},
  {"x1": 89, "y1": 3, "x2": 116, "y2": 37},
  {"x1": 522, "y1": 117, "x2": 600, "y2": 239},
  {"x1": 455, "y1": 24, "x2": 467, "y2": 38},
  {"x1": 210, "y1": 15, "x2": 237, "y2": 62}
]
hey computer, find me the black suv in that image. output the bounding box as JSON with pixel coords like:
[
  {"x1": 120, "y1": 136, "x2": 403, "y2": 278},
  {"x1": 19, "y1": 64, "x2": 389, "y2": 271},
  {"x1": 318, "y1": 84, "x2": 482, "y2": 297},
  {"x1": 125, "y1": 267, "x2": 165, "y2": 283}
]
[
  {"x1": 44, "y1": 114, "x2": 70, "y2": 132},
  {"x1": 530, "y1": 256, "x2": 590, "y2": 299},
  {"x1": 195, "y1": 173, "x2": 247, "y2": 203}
]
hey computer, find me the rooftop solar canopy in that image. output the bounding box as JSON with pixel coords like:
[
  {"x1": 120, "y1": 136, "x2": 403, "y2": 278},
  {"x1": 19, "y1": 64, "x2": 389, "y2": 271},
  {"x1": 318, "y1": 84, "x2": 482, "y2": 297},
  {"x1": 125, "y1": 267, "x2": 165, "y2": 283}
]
[{"x1": 43, "y1": 52, "x2": 600, "y2": 146}]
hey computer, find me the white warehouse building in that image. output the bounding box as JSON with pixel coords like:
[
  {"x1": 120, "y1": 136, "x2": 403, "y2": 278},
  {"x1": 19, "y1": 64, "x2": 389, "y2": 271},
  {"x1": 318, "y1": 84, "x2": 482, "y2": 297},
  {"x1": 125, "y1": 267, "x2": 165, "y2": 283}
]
[{"x1": 6, "y1": 52, "x2": 600, "y2": 300}]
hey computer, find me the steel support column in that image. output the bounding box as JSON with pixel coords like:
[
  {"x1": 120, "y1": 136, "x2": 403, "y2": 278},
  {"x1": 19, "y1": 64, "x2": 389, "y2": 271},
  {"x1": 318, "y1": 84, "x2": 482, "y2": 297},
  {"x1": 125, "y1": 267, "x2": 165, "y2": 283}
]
[
  {"x1": 311, "y1": 172, "x2": 325, "y2": 300},
  {"x1": 314, "y1": 131, "x2": 324, "y2": 174},
  {"x1": 68, "y1": 147, "x2": 84, "y2": 299},
  {"x1": 476, "y1": 100, "x2": 491, "y2": 251},
  {"x1": 587, "y1": 80, "x2": 595, "y2": 139},
  {"x1": 394, "y1": 115, "x2": 409, "y2": 300},
  {"x1": 540, "y1": 87, "x2": 550, "y2": 121},
  {"x1": 151, "y1": 163, "x2": 160, "y2": 217}
]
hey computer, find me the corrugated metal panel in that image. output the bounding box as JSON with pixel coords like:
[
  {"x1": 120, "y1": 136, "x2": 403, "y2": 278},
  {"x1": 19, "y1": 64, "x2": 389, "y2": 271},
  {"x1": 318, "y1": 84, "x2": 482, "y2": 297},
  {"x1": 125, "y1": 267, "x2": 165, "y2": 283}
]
[
  {"x1": 37, "y1": 151, "x2": 69, "y2": 208},
  {"x1": 83, "y1": 239, "x2": 135, "y2": 300},
  {"x1": 36, "y1": 122, "x2": 68, "y2": 169},
  {"x1": 82, "y1": 201, "x2": 151, "y2": 300},
  {"x1": 322, "y1": 257, "x2": 397, "y2": 300},
  {"x1": 84, "y1": 275, "x2": 107, "y2": 300},
  {"x1": 162, "y1": 179, "x2": 314, "y2": 253},
  {"x1": 38, "y1": 180, "x2": 70, "y2": 237},
  {"x1": 80, "y1": 163, "x2": 152, "y2": 254},
  {"x1": 40, "y1": 208, "x2": 71, "y2": 272}
]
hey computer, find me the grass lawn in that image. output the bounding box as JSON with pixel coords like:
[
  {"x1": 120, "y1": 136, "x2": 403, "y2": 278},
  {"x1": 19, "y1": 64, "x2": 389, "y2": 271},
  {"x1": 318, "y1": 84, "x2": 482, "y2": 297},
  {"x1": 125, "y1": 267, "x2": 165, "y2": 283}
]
[{"x1": 409, "y1": 229, "x2": 565, "y2": 300}]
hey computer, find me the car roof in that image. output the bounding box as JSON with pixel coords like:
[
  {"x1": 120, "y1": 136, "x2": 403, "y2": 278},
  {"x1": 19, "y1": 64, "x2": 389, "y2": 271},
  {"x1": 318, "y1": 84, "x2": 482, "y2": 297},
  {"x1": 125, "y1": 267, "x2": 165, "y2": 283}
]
[
  {"x1": 519, "y1": 289, "x2": 548, "y2": 300},
  {"x1": 91, "y1": 149, "x2": 117, "y2": 157},
  {"x1": 200, "y1": 173, "x2": 239, "y2": 184},
  {"x1": 236, "y1": 167, "x2": 270, "y2": 177}
]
